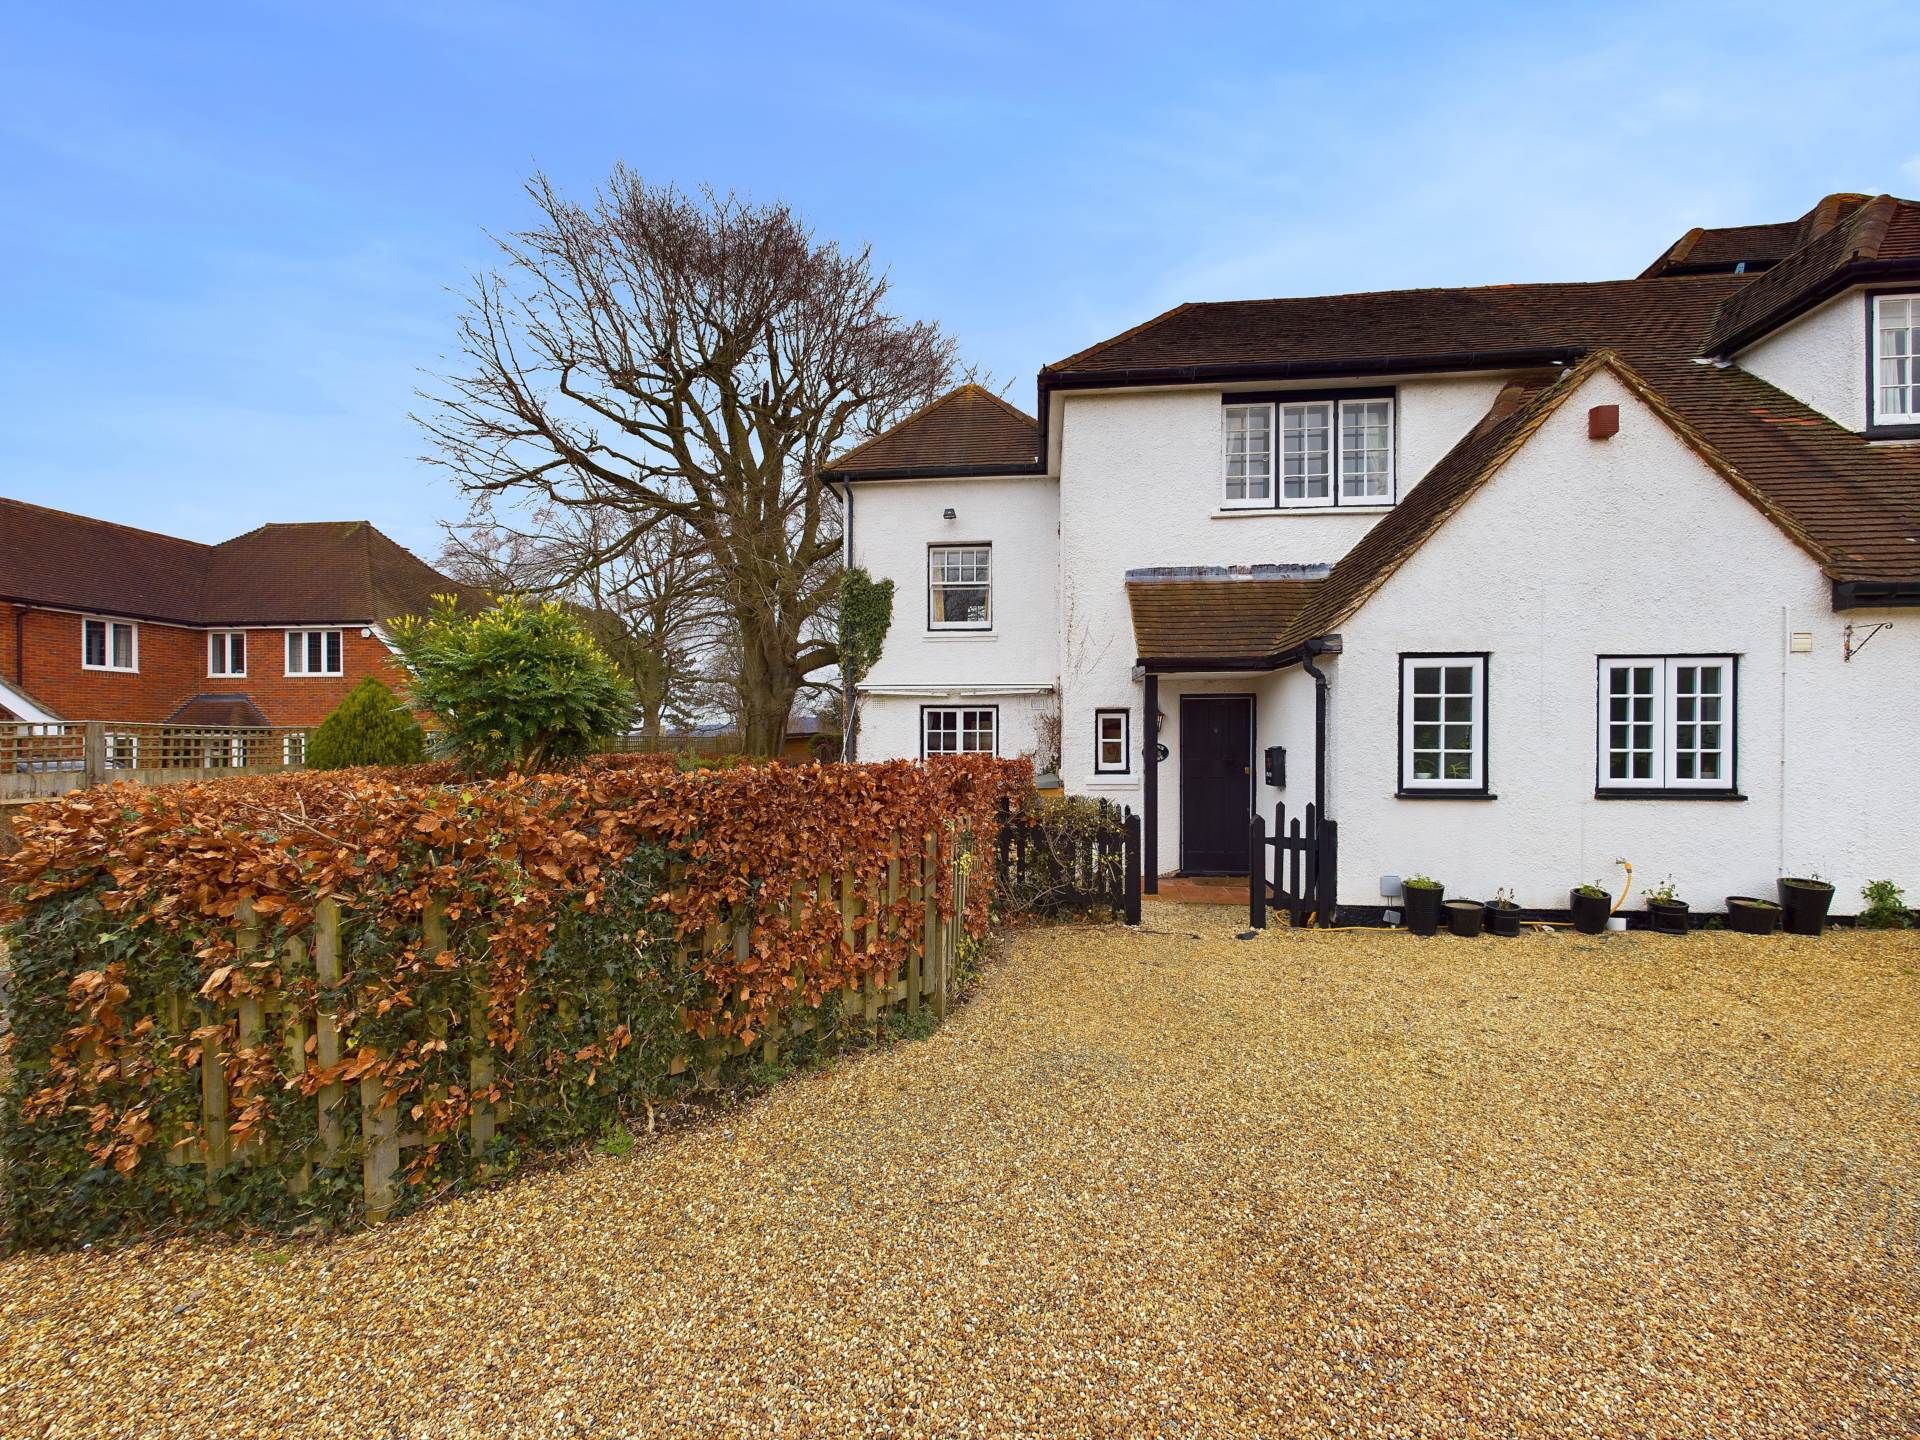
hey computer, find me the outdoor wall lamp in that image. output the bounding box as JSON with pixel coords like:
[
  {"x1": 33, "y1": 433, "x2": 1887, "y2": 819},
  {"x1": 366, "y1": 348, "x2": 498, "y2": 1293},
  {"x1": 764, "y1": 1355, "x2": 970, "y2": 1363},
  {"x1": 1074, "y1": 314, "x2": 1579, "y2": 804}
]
[
  {"x1": 942, "y1": 507, "x2": 956, "y2": 520},
  {"x1": 1155, "y1": 710, "x2": 1165, "y2": 733}
]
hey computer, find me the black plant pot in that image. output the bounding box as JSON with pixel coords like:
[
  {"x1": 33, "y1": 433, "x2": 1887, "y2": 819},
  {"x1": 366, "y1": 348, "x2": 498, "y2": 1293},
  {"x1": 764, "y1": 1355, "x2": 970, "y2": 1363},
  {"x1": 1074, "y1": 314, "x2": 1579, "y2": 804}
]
[
  {"x1": 1570, "y1": 889, "x2": 1610, "y2": 935},
  {"x1": 1445, "y1": 900, "x2": 1484, "y2": 938},
  {"x1": 1727, "y1": 896, "x2": 1782, "y2": 936},
  {"x1": 1485, "y1": 903, "x2": 1522, "y2": 937},
  {"x1": 1403, "y1": 885, "x2": 1444, "y2": 936},
  {"x1": 1778, "y1": 878, "x2": 1834, "y2": 937},
  {"x1": 1648, "y1": 899, "x2": 1691, "y2": 935}
]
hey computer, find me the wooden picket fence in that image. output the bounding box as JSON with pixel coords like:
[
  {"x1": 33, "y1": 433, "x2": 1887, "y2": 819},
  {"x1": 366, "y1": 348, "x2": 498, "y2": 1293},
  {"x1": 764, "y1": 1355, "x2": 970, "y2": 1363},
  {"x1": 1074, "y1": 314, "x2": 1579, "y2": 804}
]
[{"x1": 169, "y1": 828, "x2": 974, "y2": 1221}]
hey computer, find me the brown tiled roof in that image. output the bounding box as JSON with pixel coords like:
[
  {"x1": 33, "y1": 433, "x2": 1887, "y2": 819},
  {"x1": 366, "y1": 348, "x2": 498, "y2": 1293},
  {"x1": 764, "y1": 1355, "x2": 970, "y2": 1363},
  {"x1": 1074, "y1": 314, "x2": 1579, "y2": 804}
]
[
  {"x1": 1702, "y1": 195, "x2": 1920, "y2": 354},
  {"x1": 1043, "y1": 276, "x2": 1745, "y2": 380},
  {"x1": 0, "y1": 499, "x2": 485, "y2": 626},
  {"x1": 822, "y1": 385, "x2": 1040, "y2": 479},
  {"x1": 165, "y1": 694, "x2": 272, "y2": 727},
  {"x1": 1126, "y1": 570, "x2": 1326, "y2": 664},
  {"x1": 1639, "y1": 194, "x2": 1872, "y2": 278}
]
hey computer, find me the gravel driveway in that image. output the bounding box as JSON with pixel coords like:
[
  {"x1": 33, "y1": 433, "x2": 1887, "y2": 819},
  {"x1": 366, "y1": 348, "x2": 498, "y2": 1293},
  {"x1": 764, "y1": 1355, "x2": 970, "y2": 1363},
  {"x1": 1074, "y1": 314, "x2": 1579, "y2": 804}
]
[{"x1": 4, "y1": 903, "x2": 1917, "y2": 1438}]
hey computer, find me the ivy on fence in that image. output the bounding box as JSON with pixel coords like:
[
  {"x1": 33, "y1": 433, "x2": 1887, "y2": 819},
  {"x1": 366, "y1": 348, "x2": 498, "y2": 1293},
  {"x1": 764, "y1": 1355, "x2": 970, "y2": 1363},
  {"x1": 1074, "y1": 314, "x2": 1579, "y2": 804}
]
[{"x1": 0, "y1": 752, "x2": 1030, "y2": 1240}]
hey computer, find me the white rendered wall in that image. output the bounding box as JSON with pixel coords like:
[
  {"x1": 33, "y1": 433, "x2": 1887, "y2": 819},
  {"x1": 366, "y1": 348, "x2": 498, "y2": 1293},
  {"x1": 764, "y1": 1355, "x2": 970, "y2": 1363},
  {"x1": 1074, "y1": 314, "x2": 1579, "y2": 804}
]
[
  {"x1": 848, "y1": 473, "x2": 1059, "y2": 764},
  {"x1": 1738, "y1": 289, "x2": 1867, "y2": 431},
  {"x1": 1328, "y1": 367, "x2": 1920, "y2": 914},
  {"x1": 1056, "y1": 375, "x2": 1509, "y2": 832}
]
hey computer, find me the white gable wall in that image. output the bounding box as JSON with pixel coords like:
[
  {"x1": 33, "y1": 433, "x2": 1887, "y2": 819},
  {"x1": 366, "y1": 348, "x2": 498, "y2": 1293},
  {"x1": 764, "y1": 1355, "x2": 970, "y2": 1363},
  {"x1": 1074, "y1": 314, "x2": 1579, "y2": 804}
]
[
  {"x1": 848, "y1": 473, "x2": 1059, "y2": 763},
  {"x1": 1737, "y1": 289, "x2": 1867, "y2": 432},
  {"x1": 1328, "y1": 367, "x2": 1919, "y2": 912}
]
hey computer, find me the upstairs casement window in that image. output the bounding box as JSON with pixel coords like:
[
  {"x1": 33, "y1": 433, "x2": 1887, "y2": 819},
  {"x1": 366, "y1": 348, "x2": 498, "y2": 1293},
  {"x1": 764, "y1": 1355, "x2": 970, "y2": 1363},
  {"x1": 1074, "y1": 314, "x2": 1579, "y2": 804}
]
[
  {"x1": 1873, "y1": 294, "x2": 1920, "y2": 425},
  {"x1": 921, "y1": 706, "x2": 997, "y2": 757},
  {"x1": 285, "y1": 628, "x2": 344, "y2": 676},
  {"x1": 928, "y1": 545, "x2": 992, "y2": 630},
  {"x1": 81, "y1": 617, "x2": 138, "y2": 672},
  {"x1": 1221, "y1": 394, "x2": 1396, "y2": 509},
  {"x1": 208, "y1": 630, "x2": 247, "y2": 677},
  {"x1": 1597, "y1": 657, "x2": 1736, "y2": 794},
  {"x1": 1094, "y1": 709, "x2": 1131, "y2": 775},
  {"x1": 1399, "y1": 654, "x2": 1487, "y2": 794}
]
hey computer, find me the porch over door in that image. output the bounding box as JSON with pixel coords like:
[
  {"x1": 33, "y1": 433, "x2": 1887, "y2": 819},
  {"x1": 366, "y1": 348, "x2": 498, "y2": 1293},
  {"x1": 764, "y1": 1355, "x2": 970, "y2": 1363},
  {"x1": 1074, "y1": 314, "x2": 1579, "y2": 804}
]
[{"x1": 1179, "y1": 695, "x2": 1252, "y2": 875}]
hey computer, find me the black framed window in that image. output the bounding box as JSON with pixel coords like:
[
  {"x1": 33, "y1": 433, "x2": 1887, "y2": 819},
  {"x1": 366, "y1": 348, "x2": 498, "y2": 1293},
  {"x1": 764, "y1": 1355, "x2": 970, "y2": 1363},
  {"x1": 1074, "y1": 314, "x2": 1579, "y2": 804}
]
[
  {"x1": 1094, "y1": 709, "x2": 1130, "y2": 774},
  {"x1": 1398, "y1": 653, "x2": 1488, "y2": 796}
]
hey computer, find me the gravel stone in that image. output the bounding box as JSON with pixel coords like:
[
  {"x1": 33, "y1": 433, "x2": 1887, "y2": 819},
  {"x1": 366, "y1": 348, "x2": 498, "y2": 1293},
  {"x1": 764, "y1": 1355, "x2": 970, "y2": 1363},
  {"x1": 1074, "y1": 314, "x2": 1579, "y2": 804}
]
[{"x1": 3, "y1": 903, "x2": 1916, "y2": 1437}]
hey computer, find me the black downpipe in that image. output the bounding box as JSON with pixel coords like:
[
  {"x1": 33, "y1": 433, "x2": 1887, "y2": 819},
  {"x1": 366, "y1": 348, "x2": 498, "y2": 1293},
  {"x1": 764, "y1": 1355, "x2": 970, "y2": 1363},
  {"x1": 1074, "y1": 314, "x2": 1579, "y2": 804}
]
[{"x1": 1301, "y1": 638, "x2": 1331, "y2": 819}]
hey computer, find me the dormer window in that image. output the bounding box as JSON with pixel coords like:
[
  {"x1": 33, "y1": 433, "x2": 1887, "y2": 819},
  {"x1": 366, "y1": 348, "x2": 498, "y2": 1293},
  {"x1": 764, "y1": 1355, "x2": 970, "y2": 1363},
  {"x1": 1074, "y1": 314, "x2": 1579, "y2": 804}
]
[
  {"x1": 1222, "y1": 392, "x2": 1395, "y2": 510},
  {"x1": 1873, "y1": 294, "x2": 1920, "y2": 427}
]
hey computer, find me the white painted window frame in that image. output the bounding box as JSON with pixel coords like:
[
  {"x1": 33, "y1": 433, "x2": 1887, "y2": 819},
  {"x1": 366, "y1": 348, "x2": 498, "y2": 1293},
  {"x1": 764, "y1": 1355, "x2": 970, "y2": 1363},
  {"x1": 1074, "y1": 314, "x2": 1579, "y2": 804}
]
[
  {"x1": 208, "y1": 629, "x2": 247, "y2": 678},
  {"x1": 1338, "y1": 397, "x2": 1395, "y2": 502},
  {"x1": 1220, "y1": 403, "x2": 1275, "y2": 508},
  {"x1": 1596, "y1": 656, "x2": 1735, "y2": 792},
  {"x1": 285, "y1": 628, "x2": 344, "y2": 676},
  {"x1": 1873, "y1": 294, "x2": 1920, "y2": 423},
  {"x1": 81, "y1": 616, "x2": 139, "y2": 673},
  {"x1": 921, "y1": 706, "x2": 998, "y2": 756},
  {"x1": 927, "y1": 545, "x2": 992, "y2": 632},
  {"x1": 1277, "y1": 400, "x2": 1336, "y2": 509},
  {"x1": 1400, "y1": 654, "x2": 1485, "y2": 792},
  {"x1": 1094, "y1": 708, "x2": 1130, "y2": 775}
]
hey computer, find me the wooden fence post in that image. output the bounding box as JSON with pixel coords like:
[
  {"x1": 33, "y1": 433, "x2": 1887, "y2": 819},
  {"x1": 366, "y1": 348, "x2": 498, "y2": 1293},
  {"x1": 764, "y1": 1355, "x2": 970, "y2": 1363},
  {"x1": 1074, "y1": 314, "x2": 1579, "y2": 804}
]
[
  {"x1": 82, "y1": 721, "x2": 105, "y2": 789},
  {"x1": 1249, "y1": 812, "x2": 1267, "y2": 930},
  {"x1": 313, "y1": 898, "x2": 344, "y2": 1165},
  {"x1": 1124, "y1": 810, "x2": 1142, "y2": 926},
  {"x1": 922, "y1": 831, "x2": 940, "y2": 1017}
]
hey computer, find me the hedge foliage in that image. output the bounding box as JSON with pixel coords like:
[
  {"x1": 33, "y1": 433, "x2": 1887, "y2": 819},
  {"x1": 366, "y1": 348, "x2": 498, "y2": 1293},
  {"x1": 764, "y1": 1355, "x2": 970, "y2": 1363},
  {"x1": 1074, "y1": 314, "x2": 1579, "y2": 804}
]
[
  {"x1": 305, "y1": 676, "x2": 427, "y2": 770},
  {"x1": 0, "y1": 752, "x2": 1029, "y2": 1241}
]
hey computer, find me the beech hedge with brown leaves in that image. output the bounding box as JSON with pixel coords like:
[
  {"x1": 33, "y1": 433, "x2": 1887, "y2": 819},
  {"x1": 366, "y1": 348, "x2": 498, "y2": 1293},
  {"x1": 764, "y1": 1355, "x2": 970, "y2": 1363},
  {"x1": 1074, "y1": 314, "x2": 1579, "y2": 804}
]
[{"x1": 0, "y1": 752, "x2": 1029, "y2": 1241}]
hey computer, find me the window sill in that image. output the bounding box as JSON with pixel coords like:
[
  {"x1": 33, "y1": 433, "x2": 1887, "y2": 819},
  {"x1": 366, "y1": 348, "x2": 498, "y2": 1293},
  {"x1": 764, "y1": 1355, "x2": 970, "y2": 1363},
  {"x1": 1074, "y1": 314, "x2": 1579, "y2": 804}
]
[
  {"x1": 81, "y1": 667, "x2": 140, "y2": 675},
  {"x1": 925, "y1": 630, "x2": 995, "y2": 641},
  {"x1": 1396, "y1": 789, "x2": 1496, "y2": 800},
  {"x1": 1085, "y1": 776, "x2": 1135, "y2": 788},
  {"x1": 1211, "y1": 505, "x2": 1394, "y2": 520},
  {"x1": 1864, "y1": 422, "x2": 1920, "y2": 442},
  {"x1": 1594, "y1": 789, "x2": 1747, "y2": 801}
]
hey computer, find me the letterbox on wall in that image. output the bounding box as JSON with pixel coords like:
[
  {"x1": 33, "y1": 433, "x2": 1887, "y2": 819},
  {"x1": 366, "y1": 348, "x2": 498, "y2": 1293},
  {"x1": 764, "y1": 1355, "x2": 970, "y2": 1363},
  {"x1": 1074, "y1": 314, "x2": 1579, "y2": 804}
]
[{"x1": 1264, "y1": 745, "x2": 1286, "y2": 789}]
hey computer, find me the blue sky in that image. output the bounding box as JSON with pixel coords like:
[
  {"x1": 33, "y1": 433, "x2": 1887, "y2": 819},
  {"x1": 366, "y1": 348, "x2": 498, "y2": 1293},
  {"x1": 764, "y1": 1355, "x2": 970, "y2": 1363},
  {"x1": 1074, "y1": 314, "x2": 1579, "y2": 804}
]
[{"x1": 4, "y1": 1, "x2": 1917, "y2": 559}]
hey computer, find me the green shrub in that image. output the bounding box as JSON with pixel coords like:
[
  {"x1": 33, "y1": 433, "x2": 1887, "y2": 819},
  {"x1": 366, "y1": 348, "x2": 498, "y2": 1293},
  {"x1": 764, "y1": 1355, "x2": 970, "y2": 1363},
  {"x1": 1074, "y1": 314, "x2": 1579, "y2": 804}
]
[
  {"x1": 388, "y1": 594, "x2": 635, "y2": 774},
  {"x1": 1858, "y1": 879, "x2": 1912, "y2": 929},
  {"x1": 304, "y1": 676, "x2": 427, "y2": 770}
]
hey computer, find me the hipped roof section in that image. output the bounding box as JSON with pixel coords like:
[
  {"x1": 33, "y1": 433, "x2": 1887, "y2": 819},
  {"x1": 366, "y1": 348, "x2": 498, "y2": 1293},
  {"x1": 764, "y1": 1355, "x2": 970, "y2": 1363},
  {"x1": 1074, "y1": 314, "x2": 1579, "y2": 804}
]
[{"x1": 820, "y1": 384, "x2": 1041, "y2": 480}]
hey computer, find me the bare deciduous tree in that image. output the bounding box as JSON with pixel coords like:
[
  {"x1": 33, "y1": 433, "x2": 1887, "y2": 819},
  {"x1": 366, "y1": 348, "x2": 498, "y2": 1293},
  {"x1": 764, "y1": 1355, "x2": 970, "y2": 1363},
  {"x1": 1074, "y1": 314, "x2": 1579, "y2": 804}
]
[{"x1": 417, "y1": 169, "x2": 959, "y2": 755}]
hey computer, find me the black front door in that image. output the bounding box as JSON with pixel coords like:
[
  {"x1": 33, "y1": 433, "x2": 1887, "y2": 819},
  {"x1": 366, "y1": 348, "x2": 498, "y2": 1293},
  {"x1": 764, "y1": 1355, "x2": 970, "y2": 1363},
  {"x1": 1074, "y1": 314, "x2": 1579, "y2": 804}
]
[{"x1": 1179, "y1": 695, "x2": 1253, "y2": 874}]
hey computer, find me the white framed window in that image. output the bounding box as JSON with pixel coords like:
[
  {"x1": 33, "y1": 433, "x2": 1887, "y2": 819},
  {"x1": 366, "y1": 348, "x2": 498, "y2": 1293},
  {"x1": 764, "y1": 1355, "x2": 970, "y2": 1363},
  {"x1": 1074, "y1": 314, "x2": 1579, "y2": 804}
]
[
  {"x1": 1400, "y1": 654, "x2": 1487, "y2": 793},
  {"x1": 1874, "y1": 294, "x2": 1920, "y2": 424},
  {"x1": 208, "y1": 630, "x2": 247, "y2": 677},
  {"x1": 1597, "y1": 656, "x2": 1735, "y2": 792},
  {"x1": 1222, "y1": 404, "x2": 1273, "y2": 505},
  {"x1": 1279, "y1": 401, "x2": 1334, "y2": 507},
  {"x1": 1339, "y1": 398, "x2": 1393, "y2": 501},
  {"x1": 928, "y1": 546, "x2": 991, "y2": 630},
  {"x1": 921, "y1": 706, "x2": 997, "y2": 756},
  {"x1": 285, "y1": 629, "x2": 343, "y2": 676},
  {"x1": 1222, "y1": 396, "x2": 1395, "y2": 509},
  {"x1": 1094, "y1": 709, "x2": 1130, "y2": 775},
  {"x1": 81, "y1": 617, "x2": 138, "y2": 672}
]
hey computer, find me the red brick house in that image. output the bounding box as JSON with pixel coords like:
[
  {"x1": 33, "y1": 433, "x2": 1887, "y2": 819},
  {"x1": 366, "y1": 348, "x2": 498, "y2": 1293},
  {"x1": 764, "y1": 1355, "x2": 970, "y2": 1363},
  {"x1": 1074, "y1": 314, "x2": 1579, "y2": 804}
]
[{"x1": 0, "y1": 497, "x2": 485, "y2": 732}]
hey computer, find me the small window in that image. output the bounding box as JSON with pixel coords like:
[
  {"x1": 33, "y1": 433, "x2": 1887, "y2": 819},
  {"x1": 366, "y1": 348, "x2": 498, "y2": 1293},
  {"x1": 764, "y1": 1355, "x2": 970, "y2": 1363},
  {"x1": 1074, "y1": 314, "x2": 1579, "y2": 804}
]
[
  {"x1": 285, "y1": 629, "x2": 343, "y2": 676},
  {"x1": 1222, "y1": 404, "x2": 1273, "y2": 506},
  {"x1": 922, "y1": 706, "x2": 997, "y2": 756},
  {"x1": 1874, "y1": 295, "x2": 1919, "y2": 423},
  {"x1": 208, "y1": 630, "x2": 247, "y2": 677},
  {"x1": 1400, "y1": 654, "x2": 1487, "y2": 793},
  {"x1": 1094, "y1": 709, "x2": 1130, "y2": 775},
  {"x1": 928, "y1": 546, "x2": 991, "y2": 630},
  {"x1": 1279, "y1": 401, "x2": 1334, "y2": 507},
  {"x1": 81, "y1": 618, "x2": 138, "y2": 672},
  {"x1": 1598, "y1": 657, "x2": 1735, "y2": 793},
  {"x1": 1339, "y1": 398, "x2": 1393, "y2": 501}
]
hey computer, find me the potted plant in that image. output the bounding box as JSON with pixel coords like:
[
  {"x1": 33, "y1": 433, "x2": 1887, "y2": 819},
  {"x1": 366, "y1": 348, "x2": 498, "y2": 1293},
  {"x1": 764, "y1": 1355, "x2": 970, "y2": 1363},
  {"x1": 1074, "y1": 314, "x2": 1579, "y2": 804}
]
[
  {"x1": 1778, "y1": 873, "x2": 1834, "y2": 936},
  {"x1": 1484, "y1": 887, "x2": 1522, "y2": 937},
  {"x1": 1569, "y1": 882, "x2": 1611, "y2": 935},
  {"x1": 1402, "y1": 875, "x2": 1444, "y2": 936},
  {"x1": 1445, "y1": 897, "x2": 1485, "y2": 938},
  {"x1": 1644, "y1": 875, "x2": 1690, "y2": 935},
  {"x1": 1725, "y1": 895, "x2": 1782, "y2": 935}
]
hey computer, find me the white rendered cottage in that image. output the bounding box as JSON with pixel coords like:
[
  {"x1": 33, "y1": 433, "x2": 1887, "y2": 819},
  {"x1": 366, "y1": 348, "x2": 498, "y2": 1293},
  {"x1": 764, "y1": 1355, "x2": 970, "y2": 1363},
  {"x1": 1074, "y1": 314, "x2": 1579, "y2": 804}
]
[{"x1": 824, "y1": 193, "x2": 1920, "y2": 921}]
